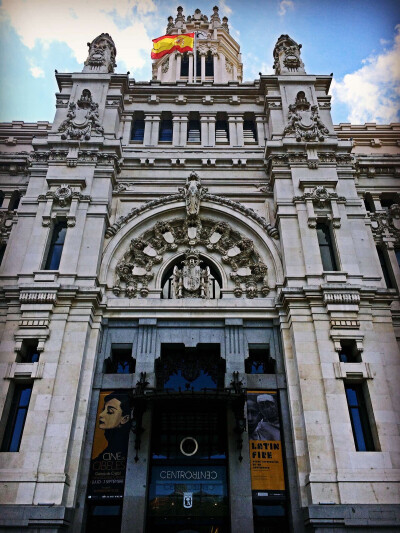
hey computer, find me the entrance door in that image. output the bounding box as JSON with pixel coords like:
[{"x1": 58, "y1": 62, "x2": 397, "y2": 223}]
[{"x1": 147, "y1": 399, "x2": 229, "y2": 533}]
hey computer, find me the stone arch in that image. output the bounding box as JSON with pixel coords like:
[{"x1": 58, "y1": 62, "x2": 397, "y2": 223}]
[{"x1": 100, "y1": 199, "x2": 283, "y2": 300}]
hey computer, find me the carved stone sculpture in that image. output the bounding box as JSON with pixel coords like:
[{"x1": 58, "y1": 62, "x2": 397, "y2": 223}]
[
  {"x1": 83, "y1": 33, "x2": 116, "y2": 73},
  {"x1": 58, "y1": 90, "x2": 104, "y2": 140},
  {"x1": 273, "y1": 34, "x2": 305, "y2": 75},
  {"x1": 173, "y1": 249, "x2": 210, "y2": 299},
  {"x1": 283, "y1": 93, "x2": 329, "y2": 142},
  {"x1": 179, "y1": 171, "x2": 208, "y2": 218}
]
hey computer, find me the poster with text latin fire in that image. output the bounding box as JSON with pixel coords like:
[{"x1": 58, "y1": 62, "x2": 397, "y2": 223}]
[
  {"x1": 247, "y1": 390, "x2": 285, "y2": 493},
  {"x1": 87, "y1": 390, "x2": 132, "y2": 500}
]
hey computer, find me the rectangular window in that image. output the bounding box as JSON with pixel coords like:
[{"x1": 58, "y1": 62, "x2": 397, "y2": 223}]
[
  {"x1": 187, "y1": 115, "x2": 201, "y2": 143},
  {"x1": 159, "y1": 114, "x2": 173, "y2": 143},
  {"x1": 338, "y1": 340, "x2": 360, "y2": 363},
  {"x1": 105, "y1": 344, "x2": 135, "y2": 374},
  {"x1": 1, "y1": 384, "x2": 32, "y2": 452},
  {"x1": 316, "y1": 223, "x2": 338, "y2": 271},
  {"x1": 345, "y1": 383, "x2": 375, "y2": 451},
  {"x1": 396, "y1": 249, "x2": 400, "y2": 270},
  {"x1": 131, "y1": 117, "x2": 145, "y2": 142},
  {"x1": 243, "y1": 118, "x2": 257, "y2": 144},
  {"x1": 0, "y1": 243, "x2": 6, "y2": 266},
  {"x1": 44, "y1": 220, "x2": 67, "y2": 270},
  {"x1": 245, "y1": 344, "x2": 275, "y2": 374},
  {"x1": 376, "y1": 246, "x2": 393, "y2": 288},
  {"x1": 20, "y1": 339, "x2": 40, "y2": 363}
]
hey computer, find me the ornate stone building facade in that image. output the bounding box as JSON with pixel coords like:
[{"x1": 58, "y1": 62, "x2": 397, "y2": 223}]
[{"x1": 0, "y1": 6, "x2": 399, "y2": 533}]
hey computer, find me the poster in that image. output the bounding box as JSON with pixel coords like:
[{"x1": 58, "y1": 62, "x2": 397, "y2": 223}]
[
  {"x1": 87, "y1": 390, "x2": 132, "y2": 500},
  {"x1": 247, "y1": 391, "x2": 285, "y2": 493}
]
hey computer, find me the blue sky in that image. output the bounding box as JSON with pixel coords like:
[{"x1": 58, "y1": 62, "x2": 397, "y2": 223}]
[{"x1": 0, "y1": 0, "x2": 399, "y2": 124}]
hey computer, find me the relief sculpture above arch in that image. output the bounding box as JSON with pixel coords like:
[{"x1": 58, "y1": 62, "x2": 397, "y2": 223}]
[{"x1": 111, "y1": 172, "x2": 274, "y2": 299}]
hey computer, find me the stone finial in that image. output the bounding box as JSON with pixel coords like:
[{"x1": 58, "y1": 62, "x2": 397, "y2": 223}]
[
  {"x1": 83, "y1": 33, "x2": 116, "y2": 73},
  {"x1": 166, "y1": 16, "x2": 174, "y2": 34},
  {"x1": 175, "y1": 5, "x2": 185, "y2": 25},
  {"x1": 273, "y1": 34, "x2": 305, "y2": 75},
  {"x1": 222, "y1": 16, "x2": 229, "y2": 33},
  {"x1": 210, "y1": 5, "x2": 221, "y2": 27}
]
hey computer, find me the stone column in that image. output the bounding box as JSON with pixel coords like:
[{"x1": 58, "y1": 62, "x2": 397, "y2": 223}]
[
  {"x1": 228, "y1": 116, "x2": 243, "y2": 147},
  {"x1": 213, "y1": 53, "x2": 219, "y2": 82},
  {"x1": 255, "y1": 115, "x2": 266, "y2": 146},
  {"x1": 201, "y1": 53, "x2": 206, "y2": 82},
  {"x1": 200, "y1": 114, "x2": 216, "y2": 147},
  {"x1": 173, "y1": 115, "x2": 188, "y2": 147},
  {"x1": 121, "y1": 115, "x2": 133, "y2": 145},
  {"x1": 188, "y1": 52, "x2": 193, "y2": 83},
  {"x1": 175, "y1": 53, "x2": 181, "y2": 81},
  {"x1": 144, "y1": 114, "x2": 161, "y2": 146}
]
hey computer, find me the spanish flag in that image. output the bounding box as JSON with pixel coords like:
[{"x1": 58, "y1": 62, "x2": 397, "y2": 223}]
[{"x1": 151, "y1": 33, "x2": 194, "y2": 59}]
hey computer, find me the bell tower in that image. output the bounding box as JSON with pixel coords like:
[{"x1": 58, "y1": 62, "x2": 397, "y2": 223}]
[{"x1": 152, "y1": 6, "x2": 243, "y2": 84}]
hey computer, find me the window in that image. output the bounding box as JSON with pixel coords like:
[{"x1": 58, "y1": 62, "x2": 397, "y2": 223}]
[
  {"x1": 245, "y1": 344, "x2": 275, "y2": 374},
  {"x1": 44, "y1": 220, "x2": 67, "y2": 270},
  {"x1": 187, "y1": 112, "x2": 201, "y2": 143},
  {"x1": 180, "y1": 52, "x2": 189, "y2": 77},
  {"x1": 86, "y1": 503, "x2": 122, "y2": 533},
  {"x1": 156, "y1": 344, "x2": 225, "y2": 391},
  {"x1": 380, "y1": 194, "x2": 397, "y2": 211},
  {"x1": 338, "y1": 340, "x2": 360, "y2": 363},
  {"x1": 8, "y1": 191, "x2": 21, "y2": 211},
  {"x1": 0, "y1": 191, "x2": 4, "y2": 208},
  {"x1": 20, "y1": 340, "x2": 40, "y2": 363},
  {"x1": 131, "y1": 112, "x2": 145, "y2": 142},
  {"x1": 363, "y1": 193, "x2": 375, "y2": 213},
  {"x1": 159, "y1": 113, "x2": 173, "y2": 143},
  {"x1": 205, "y1": 51, "x2": 214, "y2": 77},
  {"x1": 396, "y1": 249, "x2": 400, "y2": 270},
  {"x1": 0, "y1": 243, "x2": 6, "y2": 266},
  {"x1": 243, "y1": 115, "x2": 257, "y2": 144},
  {"x1": 376, "y1": 246, "x2": 393, "y2": 288},
  {"x1": 215, "y1": 114, "x2": 229, "y2": 144},
  {"x1": 316, "y1": 222, "x2": 338, "y2": 271},
  {"x1": 1, "y1": 384, "x2": 32, "y2": 452},
  {"x1": 105, "y1": 344, "x2": 135, "y2": 374},
  {"x1": 345, "y1": 384, "x2": 376, "y2": 451}
]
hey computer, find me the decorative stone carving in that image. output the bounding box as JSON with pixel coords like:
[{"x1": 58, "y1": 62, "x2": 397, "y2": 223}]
[
  {"x1": 113, "y1": 183, "x2": 135, "y2": 193},
  {"x1": 323, "y1": 293, "x2": 360, "y2": 305},
  {"x1": 58, "y1": 90, "x2": 104, "y2": 140},
  {"x1": 369, "y1": 204, "x2": 400, "y2": 244},
  {"x1": 283, "y1": 94, "x2": 329, "y2": 142},
  {"x1": 173, "y1": 248, "x2": 210, "y2": 298},
  {"x1": 20, "y1": 292, "x2": 57, "y2": 303},
  {"x1": 222, "y1": 17, "x2": 229, "y2": 33},
  {"x1": 179, "y1": 171, "x2": 208, "y2": 218},
  {"x1": 112, "y1": 216, "x2": 270, "y2": 299},
  {"x1": 293, "y1": 186, "x2": 346, "y2": 208},
  {"x1": 83, "y1": 33, "x2": 116, "y2": 73},
  {"x1": 166, "y1": 16, "x2": 174, "y2": 34},
  {"x1": 161, "y1": 58, "x2": 169, "y2": 73},
  {"x1": 187, "y1": 8, "x2": 208, "y2": 23},
  {"x1": 38, "y1": 186, "x2": 91, "y2": 206},
  {"x1": 273, "y1": 34, "x2": 305, "y2": 75},
  {"x1": 105, "y1": 189, "x2": 279, "y2": 240}
]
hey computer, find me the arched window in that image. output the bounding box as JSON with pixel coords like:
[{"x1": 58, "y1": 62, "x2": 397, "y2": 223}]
[
  {"x1": 161, "y1": 255, "x2": 222, "y2": 299},
  {"x1": 181, "y1": 52, "x2": 189, "y2": 77},
  {"x1": 205, "y1": 51, "x2": 214, "y2": 77}
]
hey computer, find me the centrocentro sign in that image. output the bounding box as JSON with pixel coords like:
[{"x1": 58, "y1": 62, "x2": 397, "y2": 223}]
[{"x1": 155, "y1": 467, "x2": 223, "y2": 481}]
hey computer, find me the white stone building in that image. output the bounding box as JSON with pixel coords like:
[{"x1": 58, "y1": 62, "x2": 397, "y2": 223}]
[{"x1": 0, "y1": 6, "x2": 399, "y2": 533}]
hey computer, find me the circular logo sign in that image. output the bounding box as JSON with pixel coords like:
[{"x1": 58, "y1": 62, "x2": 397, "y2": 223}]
[{"x1": 179, "y1": 436, "x2": 198, "y2": 456}]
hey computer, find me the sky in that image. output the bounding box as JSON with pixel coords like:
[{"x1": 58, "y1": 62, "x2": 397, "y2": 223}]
[{"x1": 0, "y1": 0, "x2": 399, "y2": 125}]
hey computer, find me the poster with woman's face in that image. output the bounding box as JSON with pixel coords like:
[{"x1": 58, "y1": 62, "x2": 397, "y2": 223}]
[{"x1": 87, "y1": 390, "x2": 132, "y2": 501}]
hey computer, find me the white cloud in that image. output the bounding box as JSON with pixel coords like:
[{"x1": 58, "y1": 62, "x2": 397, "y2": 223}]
[
  {"x1": 331, "y1": 25, "x2": 400, "y2": 124},
  {"x1": 219, "y1": 0, "x2": 233, "y2": 17},
  {"x1": 30, "y1": 66, "x2": 45, "y2": 78},
  {"x1": 0, "y1": 0, "x2": 157, "y2": 72},
  {"x1": 278, "y1": 0, "x2": 294, "y2": 16}
]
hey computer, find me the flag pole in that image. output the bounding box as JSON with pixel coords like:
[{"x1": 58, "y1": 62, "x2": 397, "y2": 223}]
[{"x1": 193, "y1": 31, "x2": 197, "y2": 84}]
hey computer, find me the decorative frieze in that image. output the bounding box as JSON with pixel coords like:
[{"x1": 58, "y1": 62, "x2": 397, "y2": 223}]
[
  {"x1": 20, "y1": 292, "x2": 57, "y2": 304},
  {"x1": 323, "y1": 292, "x2": 360, "y2": 305},
  {"x1": 293, "y1": 186, "x2": 346, "y2": 208},
  {"x1": 369, "y1": 204, "x2": 400, "y2": 245}
]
